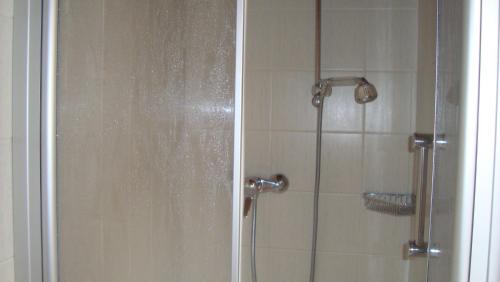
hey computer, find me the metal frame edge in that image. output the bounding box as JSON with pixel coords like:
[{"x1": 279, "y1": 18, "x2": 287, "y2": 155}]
[
  {"x1": 232, "y1": 0, "x2": 246, "y2": 281},
  {"x1": 12, "y1": 0, "x2": 43, "y2": 281},
  {"x1": 41, "y1": 0, "x2": 59, "y2": 281}
]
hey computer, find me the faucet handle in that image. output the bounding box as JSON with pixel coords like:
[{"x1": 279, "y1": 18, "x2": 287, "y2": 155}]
[{"x1": 244, "y1": 197, "x2": 253, "y2": 217}]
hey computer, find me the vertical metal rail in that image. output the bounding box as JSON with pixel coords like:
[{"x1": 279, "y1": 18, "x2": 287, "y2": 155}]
[
  {"x1": 314, "y1": 0, "x2": 321, "y2": 83},
  {"x1": 407, "y1": 133, "x2": 433, "y2": 257},
  {"x1": 12, "y1": 0, "x2": 44, "y2": 280},
  {"x1": 232, "y1": 0, "x2": 246, "y2": 281},
  {"x1": 41, "y1": 0, "x2": 59, "y2": 281},
  {"x1": 416, "y1": 144, "x2": 429, "y2": 246}
]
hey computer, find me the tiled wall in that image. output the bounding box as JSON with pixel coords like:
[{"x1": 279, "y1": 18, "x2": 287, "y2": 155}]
[
  {"x1": 243, "y1": 0, "x2": 423, "y2": 281},
  {"x1": 0, "y1": 0, "x2": 14, "y2": 281}
]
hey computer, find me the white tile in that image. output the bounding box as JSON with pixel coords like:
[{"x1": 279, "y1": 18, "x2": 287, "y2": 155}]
[
  {"x1": 320, "y1": 133, "x2": 363, "y2": 194},
  {"x1": 322, "y1": 0, "x2": 367, "y2": 9},
  {"x1": 259, "y1": 249, "x2": 310, "y2": 282},
  {"x1": 365, "y1": 10, "x2": 418, "y2": 71},
  {"x1": 364, "y1": 0, "x2": 417, "y2": 9},
  {"x1": 271, "y1": 132, "x2": 315, "y2": 192},
  {"x1": 408, "y1": 257, "x2": 427, "y2": 282},
  {"x1": 359, "y1": 206, "x2": 412, "y2": 256},
  {"x1": 321, "y1": 10, "x2": 366, "y2": 70},
  {"x1": 358, "y1": 255, "x2": 409, "y2": 282},
  {"x1": 241, "y1": 246, "x2": 270, "y2": 282},
  {"x1": 321, "y1": 71, "x2": 365, "y2": 132},
  {"x1": 364, "y1": 71, "x2": 416, "y2": 133},
  {"x1": 0, "y1": 139, "x2": 12, "y2": 261},
  {"x1": 316, "y1": 194, "x2": 363, "y2": 253},
  {"x1": 0, "y1": 16, "x2": 12, "y2": 139},
  {"x1": 272, "y1": 9, "x2": 315, "y2": 70},
  {"x1": 0, "y1": 258, "x2": 14, "y2": 282},
  {"x1": 0, "y1": 0, "x2": 13, "y2": 17},
  {"x1": 272, "y1": 0, "x2": 314, "y2": 10},
  {"x1": 265, "y1": 192, "x2": 313, "y2": 250},
  {"x1": 271, "y1": 71, "x2": 316, "y2": 131},
  {"x1": 246, "y1": 10, "x2": 275, "y2": 70},
  {"x1": 315, "y1": 253, "x2": 361, "y2": 282},
  {"x1": 363, "y1": 134, "x2": 412, "y2": 193},
  {"x1": 245, "y1": 130, "x2": 272, "y2": 177},
  {"x1": 247, "y1": 0, "x2": 273, "y2": 10},
  {"x1": 321, "y1": 88, "x2": 365, "y2": 132},
  {"x1": 245, "y1": 70, "x2": 272, "y2": 130}
]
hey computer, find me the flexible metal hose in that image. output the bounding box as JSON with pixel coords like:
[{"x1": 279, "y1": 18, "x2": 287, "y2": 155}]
[
  {"x1": 251, "y1": 196, "x2": 258, "y2": 282},
  {"x1": 309, "y1": 97, "x2": 324, "y2": 282}
]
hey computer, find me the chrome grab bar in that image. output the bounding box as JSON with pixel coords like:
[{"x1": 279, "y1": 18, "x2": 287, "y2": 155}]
[{"x1": 406, "y1": 133, "x2": 433, "y2": 258}]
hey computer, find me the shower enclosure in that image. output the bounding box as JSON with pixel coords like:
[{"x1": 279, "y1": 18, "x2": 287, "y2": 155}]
[
  {"x1": 241, "y1": 0, "x2": 464, "y2": 281},
  {"x1": 11, "y1": 0, "x2": 497, "y2": 281}
]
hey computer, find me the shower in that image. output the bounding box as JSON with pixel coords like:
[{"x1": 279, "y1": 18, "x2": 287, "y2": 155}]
[
  {"x1": 311, "y1": 77, "x2": 378, "y2": 107},
  {"x1": 309, "y1": 76, "x2": 377, "y2": 282}
]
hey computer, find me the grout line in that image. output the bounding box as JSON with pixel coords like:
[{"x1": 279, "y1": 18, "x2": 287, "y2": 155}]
[
  {"x1": 248, "y1": 67, "x2": 418, "y2": 73},
  {"x1": 248, "y1": 129, "x2": 415, "y2": 136},
  {"x1": 252, "y1": 246, "x2": 408, "y2": 258},
  {"x1": 268, "y1": 190, "x2": 363, "y2": 197},
  {"x1": 0, "y1": 257, "x2": 14, "y2": 265},
  {"x1": 247, "y1": 7, "x2": 418, "y2": 12}
]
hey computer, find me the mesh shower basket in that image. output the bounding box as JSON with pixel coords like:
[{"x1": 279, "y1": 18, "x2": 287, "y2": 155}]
[{"x1": 362, "y1": 192, "x2": 416, "y2": 216}]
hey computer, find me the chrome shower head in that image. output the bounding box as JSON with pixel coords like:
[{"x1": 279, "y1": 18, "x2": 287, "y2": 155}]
[
  {"x1": 354, "y1": 78, "x2": 378, "y2": 104},
  {"x1": 311, "y1": 76, "x2": 378, "y2": 107}
]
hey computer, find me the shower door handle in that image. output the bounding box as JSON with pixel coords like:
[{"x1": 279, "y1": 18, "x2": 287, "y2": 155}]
[{"x1": 406, "y1": 133, "x2": 433, "y2": 258}]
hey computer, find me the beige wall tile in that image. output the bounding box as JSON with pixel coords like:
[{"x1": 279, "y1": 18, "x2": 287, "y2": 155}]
[
  {"x1": 365, "y1": 72, "x2": 416, "y2": 133},
  {"x1": 315, "y1": 253, "x2": 361, "y2": 282},
  {"x1": 272, "y1": 9, "x2": 315, "y2": 70},
  {"x1": 358, "y1": 255, "x2": 409, "y2": 282},
  {"x1": 321, "y1": 71, "x2": 365, "y2": 132},
  {"x1": 0, "y1": 0, "x2": 13, "y2": 17},
  {"x1": 322, "y1": 0, "x2": 367, "y2": 10},
  {"x1": 271, "y1": 71, "x2": 316, "y2": 131},
  {"x1": 245, "y1": 71, "x2": 272, "y2": 130},
  {"x1": 259, "y1": 249, "x2": 310, "y2": 282},
  {"x1": 365, "y1": 10, "x2": 418, "y2": 71},
  {"x1": 246, "y1": 10, "x2": 275, "y2": 70},
  {"x1": 246, "y1": 130, "x2": 272, "y2": 177},
  {"x1": 0, "y1": 139, "x2": 12, "y2": 262},
  {"x1": 271, "y1": 132, "x2": 315, "y2": 192},
  {"x1": 363, "y1": 134, "x2": 412, "y2": 193},
  {"x1": 0, "y1": 16, "x2": 12, "y2": 139},
  {"x1": 265, "y1": 192, "x2": 313, "y2": 250},
  {"x1": 321, "y1": 10, "x2": 366, "y2": 70},
  {"x1": 0, "y1": 258, "x2": 14, "y2": 282},
  {"x1": 320, "y1": 133, "x2": 363, "y2": 194},
  {"x1": 316, "y1": 194, "x2": 363, "y2": 253},
  {"x1": 359, "y1": 207, "x2": 412, "y2": 256}
]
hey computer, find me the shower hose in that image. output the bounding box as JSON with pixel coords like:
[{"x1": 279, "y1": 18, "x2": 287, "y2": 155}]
[
  {"x1": 309, "y1": 96, "x2": 324, "y2": 282},
  {"x1": 251, "y1": 195, "x2": 258, "y2": 282},
  {"x1": 249, "y1": 98, "x2": 324, "y2": 282}
]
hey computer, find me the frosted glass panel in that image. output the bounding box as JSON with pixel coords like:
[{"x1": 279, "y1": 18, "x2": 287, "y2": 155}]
[{"x1": 56, "y1": 1, "x2": 235, "y2": 281}]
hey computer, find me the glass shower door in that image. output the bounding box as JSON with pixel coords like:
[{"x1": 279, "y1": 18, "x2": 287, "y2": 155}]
[
  {"x1": 54, "y1": 1, "x2": 235, "y2": 281},
  {"x1": 427, "y1": 0, "x2": 464, "y2": 281}
]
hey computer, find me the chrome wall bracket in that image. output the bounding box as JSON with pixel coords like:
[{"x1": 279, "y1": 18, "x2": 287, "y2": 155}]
[{"x1": 243, "y1": 174, "x2": 289, "y2": 217}]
